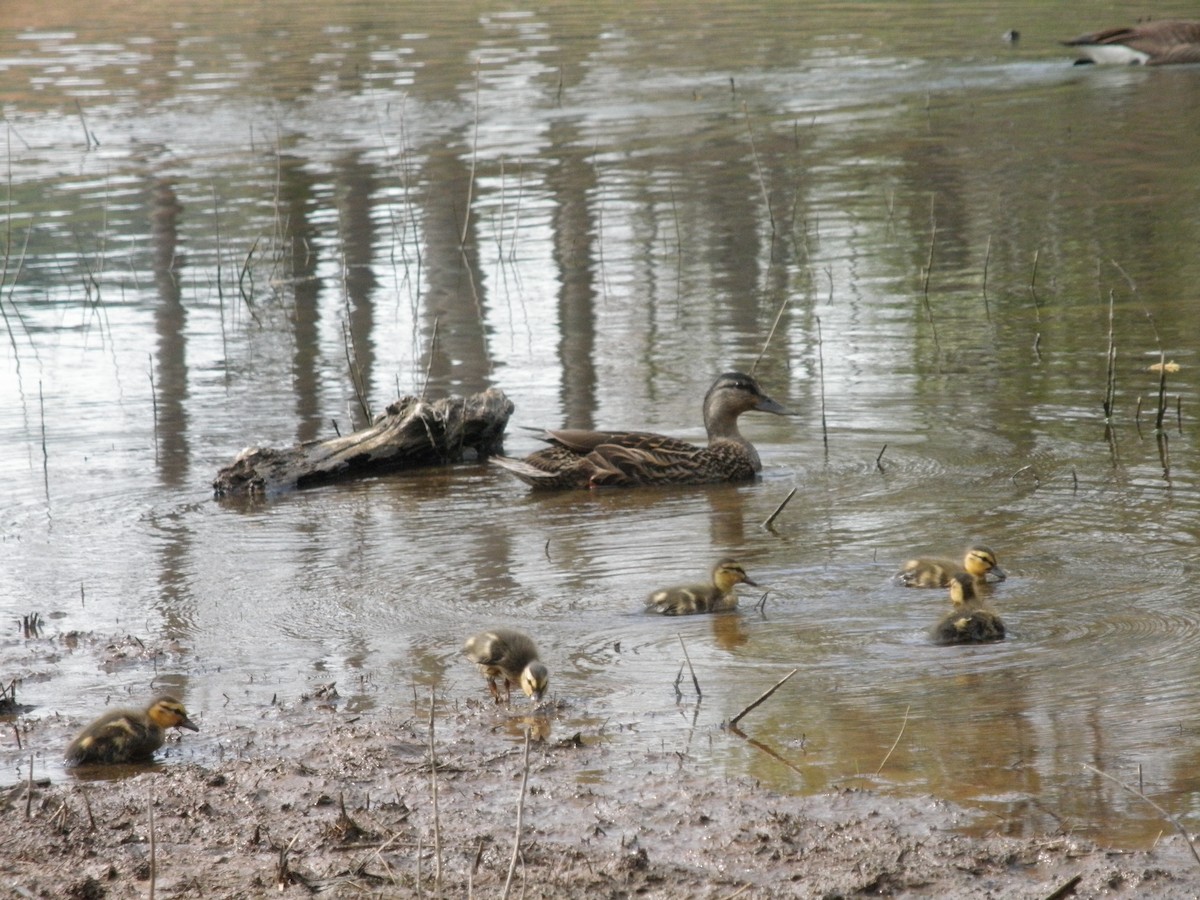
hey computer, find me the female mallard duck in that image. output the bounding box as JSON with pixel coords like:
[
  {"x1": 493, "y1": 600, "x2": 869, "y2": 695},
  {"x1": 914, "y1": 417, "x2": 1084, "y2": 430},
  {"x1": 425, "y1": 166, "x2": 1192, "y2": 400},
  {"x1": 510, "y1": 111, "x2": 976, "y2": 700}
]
[
  {"x1": 1062, "y1": 20, "x2": 1200, "y2": 65},
  {"x1": 896, "y1": 545, "x2": 1006, "y2": 589},
  {"x1": 491, "y1": 371, "x2": 786, "y2": 489},
  {"x1": 646, "y1": 558, "x2": 759, "y2": 616},
  {"x1": 65, "y1": 696, "x2": 199, "y2": 765},
  {"x1": 463, "y1": 628, "x2": 549, "y2": 704},
  {"x1": 931, "y1": 573, "x2": 1006, "y2": 645}
]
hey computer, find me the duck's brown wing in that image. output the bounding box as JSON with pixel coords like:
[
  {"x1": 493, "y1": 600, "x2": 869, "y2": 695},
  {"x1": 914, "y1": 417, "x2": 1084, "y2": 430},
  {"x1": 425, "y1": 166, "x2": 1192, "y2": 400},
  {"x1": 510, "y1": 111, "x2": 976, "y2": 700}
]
[
  {"x1": 585, "y1": 436, "x2": 707, "y2": 486},
  {"x1": 540, "y1": 429, "x2": 667, "y2": 454}
]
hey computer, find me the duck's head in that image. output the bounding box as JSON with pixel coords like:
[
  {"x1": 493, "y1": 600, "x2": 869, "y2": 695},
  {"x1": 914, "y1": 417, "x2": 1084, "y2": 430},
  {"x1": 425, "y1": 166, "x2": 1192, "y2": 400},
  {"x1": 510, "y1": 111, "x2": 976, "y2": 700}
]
[
  {"x1": 712, "y1": 558, "x2": 758, "y2": 592},
  {"x1": 963, "y1": 546, "x2": 1005, "y2": 580},
  {"x1": 703, "y1": 372, "x2": 787, "y2": 437},
  {"x1": 948, "y1": 572, "x2": 979, "y2": 606},
  {"x1": 520, "y1": 661, "x2": 550, "y2": 703},
  {"x1": 147, "y1": 696, "x2": 200, "y2": 732}
]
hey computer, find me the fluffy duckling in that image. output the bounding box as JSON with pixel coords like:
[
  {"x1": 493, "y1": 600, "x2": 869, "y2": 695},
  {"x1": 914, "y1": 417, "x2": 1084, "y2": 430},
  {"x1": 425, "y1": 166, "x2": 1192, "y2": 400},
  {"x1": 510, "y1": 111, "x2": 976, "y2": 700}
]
[
  {"x1": 896, "y1": 545, "x2": 1006, "y2": 588},
  {"x1": 463, "y1": 628, "x2": 550, "y2": 704},
  {"x1": 931, "y1": 574, "x2": 1006, "y2": 645},
  {"x1": 65, "y1": 695, "x2": 199, "y2": 765},
  {"x1": 646, "y1": 558, "x2": 758, "y2": 616},
  {"x1": 491, "y1": 371, "x2": 787, "y2": 489}
]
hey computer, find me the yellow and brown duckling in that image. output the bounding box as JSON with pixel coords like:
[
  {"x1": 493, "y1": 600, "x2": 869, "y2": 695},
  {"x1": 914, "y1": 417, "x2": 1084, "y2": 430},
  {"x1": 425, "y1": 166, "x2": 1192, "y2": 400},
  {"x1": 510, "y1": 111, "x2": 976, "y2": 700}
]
[
  {"x1": 1062, "y1": 20, "x2": 1200, "y2": 66},
  {"x1": 65, "y1": 695, "x2": 199, "y2": 766},
  {"x1": 491, "y1": 371, "x2": 787, "y2": 489},
  {"x1": 646, "y1": 558, "x2": 759, "y2": 616},
  {"x1": 463, "y1": 628, "x2": 550, "y2": 705},
  {"x1": 896, "y1": 545, "x2": 1006, "y2": 589},
  {"x1": 931, "y1": 573, "x2": 1006, "y2": 645}
]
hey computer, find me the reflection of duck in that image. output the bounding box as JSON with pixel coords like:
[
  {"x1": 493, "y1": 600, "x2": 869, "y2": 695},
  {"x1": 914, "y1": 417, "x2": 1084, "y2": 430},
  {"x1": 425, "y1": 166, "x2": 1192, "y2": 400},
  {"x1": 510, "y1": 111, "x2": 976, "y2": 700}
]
[
  {"x1": 932, "y1": 574, "x2": 1006, "y2": 645},
  {"x1": 896, "y1": 545, "x2": 1006, "y2": 588},
  {"x1": 463, "y1": 628, "x2": 550, "y2": 704},
  {"x1": 1062, "y1": 20, "x2": 1200, "y2": 66},
  {"x1": 66, "y1": 696, "x2": 199, "y2": 765},
  {"x1": 491, "y1": 372, "x2": 786, "y2": 489},
  {"x1": 646, "y1": 558, "x2": 759, "y2": 616}
]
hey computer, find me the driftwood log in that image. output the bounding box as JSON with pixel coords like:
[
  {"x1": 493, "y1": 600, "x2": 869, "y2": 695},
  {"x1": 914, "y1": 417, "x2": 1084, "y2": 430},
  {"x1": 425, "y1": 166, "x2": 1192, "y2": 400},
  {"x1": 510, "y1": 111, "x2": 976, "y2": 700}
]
[{"x1": 213, "y1": 389, "x2": 513, "y2": 497}]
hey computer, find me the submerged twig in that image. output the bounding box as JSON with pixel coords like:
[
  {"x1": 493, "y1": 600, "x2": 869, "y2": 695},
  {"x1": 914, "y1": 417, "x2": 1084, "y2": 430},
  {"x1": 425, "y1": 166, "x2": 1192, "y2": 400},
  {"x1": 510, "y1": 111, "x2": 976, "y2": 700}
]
[
  {"x1": 1082, "y1": 763, "x2": 1200, "y2": 869},
  {"x1": 677, "y1": 635, "x2": 702, "y2": 699},
  {"x1": 762, "y1": 487, "x2": 796, "y2": 530},
  {"x1": 728, "y1": 668, "x2": 798, "y2": 729}
]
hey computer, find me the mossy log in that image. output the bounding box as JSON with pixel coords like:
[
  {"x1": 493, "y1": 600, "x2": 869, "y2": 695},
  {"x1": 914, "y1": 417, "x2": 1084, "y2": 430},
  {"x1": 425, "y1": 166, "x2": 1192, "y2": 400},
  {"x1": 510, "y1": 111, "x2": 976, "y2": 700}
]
[{"x1": 213, "y1": 389, "x2": 513, "y2": 497}]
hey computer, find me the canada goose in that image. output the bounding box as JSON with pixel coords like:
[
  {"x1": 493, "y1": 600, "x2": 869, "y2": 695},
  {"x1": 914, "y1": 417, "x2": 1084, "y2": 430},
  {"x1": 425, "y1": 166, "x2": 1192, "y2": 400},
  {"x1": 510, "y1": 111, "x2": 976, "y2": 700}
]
[{"x1": 1062, "y1": 20, "x2": 1200, "y2": 66}]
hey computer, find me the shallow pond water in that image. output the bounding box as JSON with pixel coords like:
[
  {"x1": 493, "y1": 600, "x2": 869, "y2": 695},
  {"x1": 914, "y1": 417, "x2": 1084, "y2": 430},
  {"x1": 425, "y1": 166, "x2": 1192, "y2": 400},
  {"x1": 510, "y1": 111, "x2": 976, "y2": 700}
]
[{"x1": 2, "y1": 0, "x2": 1200, "y2": 847}]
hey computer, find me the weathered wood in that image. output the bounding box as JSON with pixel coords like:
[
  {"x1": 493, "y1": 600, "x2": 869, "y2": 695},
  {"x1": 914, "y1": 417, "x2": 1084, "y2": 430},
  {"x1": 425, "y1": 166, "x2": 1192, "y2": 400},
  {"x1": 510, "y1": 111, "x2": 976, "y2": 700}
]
[{"x1": 213, "y1": 389, "x2": 513, "y2": 497}]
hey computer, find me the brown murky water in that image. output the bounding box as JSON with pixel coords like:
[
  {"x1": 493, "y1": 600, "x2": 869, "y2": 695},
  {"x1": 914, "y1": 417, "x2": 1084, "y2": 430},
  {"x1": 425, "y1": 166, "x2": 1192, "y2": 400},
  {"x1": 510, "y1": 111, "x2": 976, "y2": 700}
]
[{"x1": 2, "y1": 0, "x2": 1200, "y2": 847}]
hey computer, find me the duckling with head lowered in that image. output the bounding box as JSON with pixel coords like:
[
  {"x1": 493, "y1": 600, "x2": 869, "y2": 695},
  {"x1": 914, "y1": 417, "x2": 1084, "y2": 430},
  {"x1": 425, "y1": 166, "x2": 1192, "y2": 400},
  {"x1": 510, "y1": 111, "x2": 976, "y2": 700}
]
[
  {"x1": 491, "y1": 371, "x2": 786, "y2": 489},
  {"x1": 896, "y1": 545, "x2": 1006, "y2": 589},
  {"x1": 1062, "y1": 20, "x2": 1200, "y2": 65},
  {"x1": 463, "y1": 628, "x2": 549, "y2": 705},
  {"x1": 66, "y1": 695, "x2": 199, "y2": 765},
  {"x1": 931, "y1": 573, "x2": 1006, "y2": 645},
  {"x1": 646, "y1": 558, "x2": 759, "y2": 616}
]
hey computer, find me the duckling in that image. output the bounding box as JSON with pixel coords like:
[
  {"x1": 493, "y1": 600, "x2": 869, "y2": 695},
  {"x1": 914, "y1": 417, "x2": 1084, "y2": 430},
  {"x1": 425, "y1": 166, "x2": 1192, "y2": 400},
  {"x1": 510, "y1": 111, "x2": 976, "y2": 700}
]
[
  {"x1": 896, "y1": 545, "x2": 1006, "y2": 589},
  {"x1": 1062, "y1": 20, "x2": 1200, "y2": 66},
  {"x1": 65, "y1": 695, "x2": 199, "y2": 765},
  {"x1": 646, "y1": 558, "x2": 759, "y2": 616},
  {"x1": 463, "y1": 628, "x2": 549, "y2": 704},
  {"x1": 931, "y1": 573, "x2": 1006, "y2": 645},
  {"x1": 491, "y1": 371, "x2": 787, "y2": 489}
]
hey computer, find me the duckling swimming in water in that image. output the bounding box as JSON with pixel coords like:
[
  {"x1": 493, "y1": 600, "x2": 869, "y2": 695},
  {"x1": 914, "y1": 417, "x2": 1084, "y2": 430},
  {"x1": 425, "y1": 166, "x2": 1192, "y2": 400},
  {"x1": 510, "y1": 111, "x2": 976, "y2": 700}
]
[
  {"x1": 646, "y1": 558, "x2": 759, "y2": 616},
  {"x1": 491, "y1": 371, "x2": 787, "y2": 489},
  {"x1": 931, "y1": 573, "x2": 1006, "y2": 645},
  {"x1": 896, "y1": 545, "x2": 1006, "y2": 588},
  {"x1": 463, "y1": 628, "x2": 550, "y2": 704},
  {"x1": 65, "y1": 695, "x2": 199, "y2": 765}
]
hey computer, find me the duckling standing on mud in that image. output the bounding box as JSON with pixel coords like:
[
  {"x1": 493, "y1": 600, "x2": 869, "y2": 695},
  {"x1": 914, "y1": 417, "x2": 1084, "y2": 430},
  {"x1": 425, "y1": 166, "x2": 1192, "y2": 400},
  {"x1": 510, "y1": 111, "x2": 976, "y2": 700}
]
[
  {"x1": 463, "y1": 628, "x2": 550, "y2": 705},
  {"x1": 646, "y1": 558, "x2": 759, "y2": 616},
  {"x1": 931, "y1": 573, "x2": 1006, "y2": 645},
  {"x1": 896, "y1": 545, "x2": 1006, "y2": 588},
  {"x1": 65, "y1": 695, "x2": 199, "y2": 765},
  {"x1": 491, "y1": 371, "x2": 787, "y2": 489}
]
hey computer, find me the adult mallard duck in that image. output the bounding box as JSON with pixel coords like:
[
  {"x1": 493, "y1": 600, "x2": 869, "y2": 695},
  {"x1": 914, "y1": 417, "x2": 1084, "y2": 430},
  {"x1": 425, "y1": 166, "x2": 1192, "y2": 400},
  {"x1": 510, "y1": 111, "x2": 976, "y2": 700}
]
[
  {"x1": 65, "y1": 695, "x2": 199, "y2": 765},
  {"x1": 896, "y1": 545, "x2": 1006, "y2": 589},
  {"x1": 491, "y1": 371, "x2": 786, "y2": 489},
  {"x1": 463, "y1": 628, "x2": 549, "y2": 704},
  {"x1": 931, "y1": 573, "x2": 1006, "y2": 645},
  {"x1": 1062, "y1": 20, "x2": 1200, "y2": 65},
  {"x1": 646, "y1": 558, "x2": 759, "y2": 616}
]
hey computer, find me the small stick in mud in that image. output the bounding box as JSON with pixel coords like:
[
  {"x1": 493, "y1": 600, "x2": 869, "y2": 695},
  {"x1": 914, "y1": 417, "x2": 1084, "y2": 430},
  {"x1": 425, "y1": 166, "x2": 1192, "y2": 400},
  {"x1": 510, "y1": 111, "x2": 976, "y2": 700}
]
[
  {"x1": 1042, "y1": 874, "x2": 1083, "y2": 900},
  {"x1": 502, "y1": 727, "x2": 533, "y2": 900},
  {"x1": 427, "y1": 689, "x2": 443, "y2": 891},
  {"x1": 876, "y1": 704, "x2": 911, "y2": 775},
  {"x1": 762, "y1": 487, "x2": 796, "y2": 530},
  {"x1": 149, "y1": 784, "x2": 157, "y2": 900},
  {"x1": 876, "y1": 443, "x2": 888, "y2": 472},
  {"x1": 677, "y1": 635, "x2": 702, "y2": 699},
  {"x1": 1082, "y1": 763, "x2": 1200, "y2": 869},
  {"x1": 728, "y1": 668, "x2": 798, "y2": 729}
]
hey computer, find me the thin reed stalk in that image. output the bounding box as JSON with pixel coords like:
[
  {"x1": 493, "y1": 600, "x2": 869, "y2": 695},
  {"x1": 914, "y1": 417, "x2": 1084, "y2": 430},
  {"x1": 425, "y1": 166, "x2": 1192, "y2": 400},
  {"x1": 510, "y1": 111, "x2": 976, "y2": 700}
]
[
  {"x1": 729, "y1": 669, "x2": 797, "y2": 729},
  {"x1": 501, "y1": 728, "x2": 533, "y2": 900}
]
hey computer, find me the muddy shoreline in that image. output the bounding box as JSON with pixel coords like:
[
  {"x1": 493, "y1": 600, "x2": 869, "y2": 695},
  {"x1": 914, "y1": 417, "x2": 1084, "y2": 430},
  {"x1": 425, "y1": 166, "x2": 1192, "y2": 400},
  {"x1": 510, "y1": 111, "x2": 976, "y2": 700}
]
[{"x1": 5, "y1": 697, "x2": 1200, "y2": 899}]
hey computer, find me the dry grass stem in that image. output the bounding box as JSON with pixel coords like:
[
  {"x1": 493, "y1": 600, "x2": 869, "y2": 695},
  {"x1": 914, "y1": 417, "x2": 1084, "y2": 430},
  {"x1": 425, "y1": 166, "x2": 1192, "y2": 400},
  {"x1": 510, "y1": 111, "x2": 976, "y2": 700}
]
[
  {"x1": 876, "y1": 705, "x2": 911, "y2": 775},
  {"x1": 753, "y1": 295, "x2": 789, "y2": 376},
  {"x1": 729, "y1": 668, "x2": 798, "y2": 729},
  {"x1": 428, "y1": 689, "x2": 443, "y2": 893},
  {"x1": 816, "y1": 312, "x2": 828, "y2": 449},
  {"x1": 501, "y1": 727, "x2": 533, "y2": 900},
  {"x1": 742, "y1": 102, "x2": 774, "y2": 235},
  {"x1": 149, "y1": 784, "x2": 157, "y2": 900}
]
